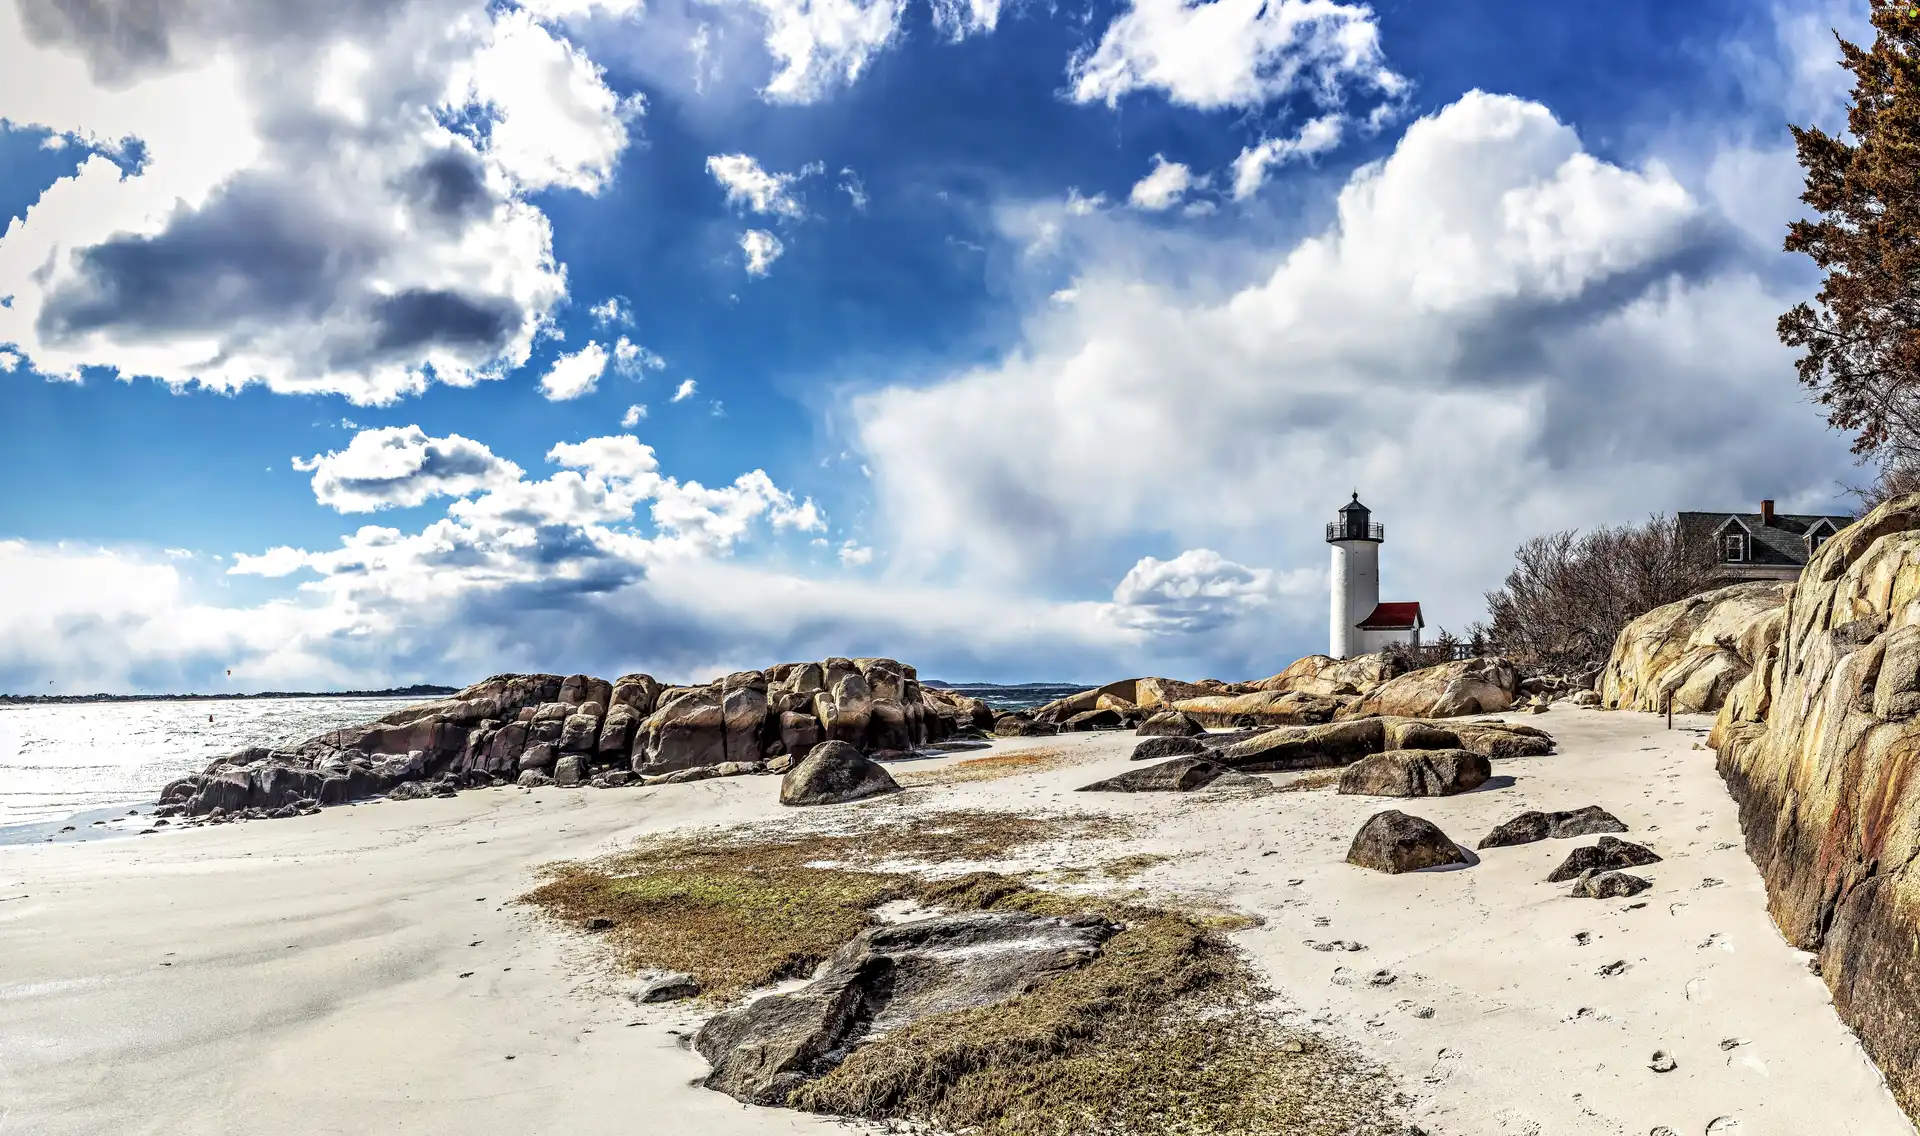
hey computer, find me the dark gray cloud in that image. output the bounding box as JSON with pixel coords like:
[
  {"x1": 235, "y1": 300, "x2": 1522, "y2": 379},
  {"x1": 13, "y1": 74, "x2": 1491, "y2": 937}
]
[{"x1": 36, "y1": 178, "x2": 373, "y2": 340}]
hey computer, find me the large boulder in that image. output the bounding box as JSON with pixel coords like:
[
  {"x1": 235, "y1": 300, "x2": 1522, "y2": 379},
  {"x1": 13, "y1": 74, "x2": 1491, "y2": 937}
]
[
  {"x1": 1341, "y1": 657, "x2": 1520, "y2": 720},
  {"x1": 1337, "y1": 749, "x2": 1490, "y2": 798},
  {"x1": 992, "y1": 714, "x2": 1057, "y2": 738},
  {"x1": 1076, "y1": 757, "x2": 1237, "y2": 793},
  {"x1": 1168, "y1": 689, "x2": 1348, "y2": 728},
  {"x1": 1130, "y1": 735, "x2": 1210, "y2": 762},
  {"x1": 696, "y1": 911, "x2": 1115, "y2": 1106},
  {"x1": 779, "y1": 740, "x2": 902, "y2": 807},
  {"x1": 1386, "y1": 717, "x2": 1556, "y2": 760},
  {"x1": 1346, "y1": 811, "x2": 1468, "y2": 874},
  {"x1": 1218, "y1": 718, "x2": 1386, "y2": 771},
  {"x1": 1244, "y1": 653, "x2": 1398, "y2": 697},
  {"x1": 1135, "y1": 710, "x2": 1205, "y2": 737},
  {"x1": 1707, "y1": 495, "x2": 1920, "y2": 1111},
  {"x1": 1601, "y1": 581, "x2": 1789, "y2": 713}
]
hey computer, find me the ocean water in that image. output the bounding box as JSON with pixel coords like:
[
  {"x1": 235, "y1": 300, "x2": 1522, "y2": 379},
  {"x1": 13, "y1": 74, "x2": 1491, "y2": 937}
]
[{"x1": 0, "y1": 697, "x2": 421, "y2": 828}]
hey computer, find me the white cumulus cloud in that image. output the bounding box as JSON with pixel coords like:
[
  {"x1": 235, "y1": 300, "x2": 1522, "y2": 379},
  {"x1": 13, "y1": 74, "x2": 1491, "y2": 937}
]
[
  {"x1": 539, "y1": 341, "x2": 611, "y2": 400},
  {"x1": 622, "y1": 403, "x2": 648, "y2": 426},
  {"x1": 1232, "y1": 113, "x2": 1345, "y2": 199},
  {"x1": 1069, "y1": 0, "x2": 1405, "y2": 111},
  {"x1": 671, "y1": 378, "x2": 699, "y2": 402},
  {"x1": 292, "y1": 425, "x2": 526, "y2": 513},
  {"x1": 740, "y1": 229, "x2": 785, "y2": 276},
  {"x1": 706, "y1": 153, "x2": 811, "y2": 217},
  {"x1": 1129, "y1": 154, "x2": 1203, "y2": 210}
]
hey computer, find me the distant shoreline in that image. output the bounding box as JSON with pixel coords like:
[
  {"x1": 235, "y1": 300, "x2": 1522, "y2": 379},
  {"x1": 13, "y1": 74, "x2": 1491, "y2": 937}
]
[{"x1": 0, "y1": 685, "x2": 457, "y2": 707}]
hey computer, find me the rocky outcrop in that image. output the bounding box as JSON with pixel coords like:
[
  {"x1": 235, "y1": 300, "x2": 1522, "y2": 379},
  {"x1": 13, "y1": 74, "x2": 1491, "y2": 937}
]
[
  {"x1": 1215, "y1": 716, "x2": 1550, "y2": 772},
  {"x1": 1167, "y1": 689, "x2": 1348, "y2": 728},
  {"x1": 1710, "y1": 494, "x2": 1920, "y2": 1115},
  {"x1": 1346, "y1": 811, "x2": 1467, "y2": 874},
  {"x1": 1244, "y1": 653, "x2": 1399, "y2": 697},
  {"x1": 1476, "y1": 806, "x2": 1626, "y2": 849},
  {"x1": 1340, "y1": 657, "x2": 1521, "y2": 720},
  {"x1": 153, "y1": 657, "x2": 987, "y2": 821},
  {"x1": 1337, "y1": 750, "x2": 1490, "y2": 798},
  {"x1": 696, "y1": 911, "x2": 1115, "y2": 1106},
  {"x1": 779, "y1": 740, "x2": 902, "y2": 807},
  {"x1": 1601, "y1": 581, "x2": 1789, "y2": 713}
]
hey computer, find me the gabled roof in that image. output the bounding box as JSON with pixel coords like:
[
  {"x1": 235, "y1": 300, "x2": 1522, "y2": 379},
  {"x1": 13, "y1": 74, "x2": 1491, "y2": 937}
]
[
  {"x1": 1680, "y1": 510, "x2": 1856, "y2": 568},
  {"x1": 1357, "y1": 601, "x2": 1424, "y2": 631}
]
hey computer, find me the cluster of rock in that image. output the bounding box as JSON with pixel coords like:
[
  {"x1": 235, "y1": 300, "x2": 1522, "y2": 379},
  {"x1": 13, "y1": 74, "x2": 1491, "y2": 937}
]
[
  {"x1": 153, "y1": 659, "x2": 992, "y2": 820},
  {"x1": 1006, "y1": 655, "x2": 1567, "y2": 737},
  {"x1": 1709, "y1": 493, "x2": 1920, "y2": 1115},
  {"x1": 1601, "y1": 581, "x2": 1789, "y2": 714},
  {"x1": 1344, "y1": 803, "x2": 1653, "y2": 899}
]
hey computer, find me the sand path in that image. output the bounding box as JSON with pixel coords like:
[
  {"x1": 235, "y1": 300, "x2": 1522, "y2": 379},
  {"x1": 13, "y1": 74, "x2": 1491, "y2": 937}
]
[{"x1": 0, "y1": 708, "x2": 1909, "y2": 1135}]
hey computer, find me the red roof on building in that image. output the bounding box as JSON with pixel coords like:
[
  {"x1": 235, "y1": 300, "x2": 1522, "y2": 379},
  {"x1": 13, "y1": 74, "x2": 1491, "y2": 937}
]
[{"x1": 1357, "y1": 602, "x2": 1424, "y2": 630}]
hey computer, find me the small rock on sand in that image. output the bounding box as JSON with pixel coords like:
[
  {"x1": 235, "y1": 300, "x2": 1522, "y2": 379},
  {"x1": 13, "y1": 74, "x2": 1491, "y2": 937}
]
[
  {"x1": 1547, "y1": 836, "x2": 1662, "y2": 882},
  {"x1": 1477, "y1": 805, "x2": 1628, "y2": 848},
  {"x1": 1570, "y1": 870, "x2": 1652, "y2": 899}
]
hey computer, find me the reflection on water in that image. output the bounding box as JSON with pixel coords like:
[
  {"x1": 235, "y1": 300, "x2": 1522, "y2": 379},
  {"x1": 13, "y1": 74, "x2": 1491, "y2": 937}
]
[{"x1": 0, "y1": 698, "x2": 419, "y2": 827}]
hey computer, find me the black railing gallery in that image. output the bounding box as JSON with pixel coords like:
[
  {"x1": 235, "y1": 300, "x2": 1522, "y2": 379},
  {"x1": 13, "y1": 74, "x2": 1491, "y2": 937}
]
[{"x1": 1325, "y1": 522, "x2": 1386, "y2": 542}]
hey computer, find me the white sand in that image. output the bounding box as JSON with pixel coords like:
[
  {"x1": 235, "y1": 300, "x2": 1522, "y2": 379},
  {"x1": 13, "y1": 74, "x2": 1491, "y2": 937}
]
[{"x1": 0, "y1": 709, "x2": 1910, "y2": 1135}]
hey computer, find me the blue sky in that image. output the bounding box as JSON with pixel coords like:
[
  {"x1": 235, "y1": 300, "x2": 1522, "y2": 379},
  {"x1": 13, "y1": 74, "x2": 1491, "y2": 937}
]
[{"x1": 0, "y1": 0, "x2": 1874, "y2": 691}]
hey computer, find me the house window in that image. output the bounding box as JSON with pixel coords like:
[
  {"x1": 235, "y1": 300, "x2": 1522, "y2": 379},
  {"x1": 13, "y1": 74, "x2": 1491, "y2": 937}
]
[
  {"x1": 1810, "y1": 532, "x2": 1830, "y2": 554},
  {"x1": 1723, "y1": 534, "x2": 1747, "y2": 562}
]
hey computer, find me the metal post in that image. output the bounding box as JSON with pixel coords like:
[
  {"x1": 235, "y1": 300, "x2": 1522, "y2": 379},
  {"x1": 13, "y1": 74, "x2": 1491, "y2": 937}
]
[
  {"x1": 719, "y1": 674, "x2": 729, "y2": 766},
  {"x1": 1666, "y1": 694, "x2": 1672, "y2": 731}
]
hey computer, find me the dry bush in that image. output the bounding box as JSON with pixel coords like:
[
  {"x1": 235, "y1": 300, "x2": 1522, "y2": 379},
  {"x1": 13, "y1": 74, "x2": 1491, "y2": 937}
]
[
  {"x1": 896, "y1": 749, "x2": 1073, "y2": 786},
  {"x1": 1481, "y1": 515, "x2": 1723, "y2": 675}
]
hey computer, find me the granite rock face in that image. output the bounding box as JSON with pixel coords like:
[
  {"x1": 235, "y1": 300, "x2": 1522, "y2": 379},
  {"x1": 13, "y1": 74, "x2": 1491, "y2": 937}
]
[
  {"x1": 1601, "y1": 581, "x2": 1789, "y2": 713},
  {"x1": 153, "y1": 658, "x2": 988, "y2": 820},
  {"x1": 1711, "y1": 493, "x2": 1920, "y2": 1117},
  {"x1": 1340, "y1": 657, "x2": 1521, "y2": 720}
]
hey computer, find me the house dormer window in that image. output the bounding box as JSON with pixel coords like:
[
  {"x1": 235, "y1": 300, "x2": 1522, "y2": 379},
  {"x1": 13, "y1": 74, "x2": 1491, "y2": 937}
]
[
  {"x1": 1723, "y1": 533, "x2": 1747, "y2": 562},
  {"x1": 1810, "y1": 532, "x2": 1830, "y2": 554}
]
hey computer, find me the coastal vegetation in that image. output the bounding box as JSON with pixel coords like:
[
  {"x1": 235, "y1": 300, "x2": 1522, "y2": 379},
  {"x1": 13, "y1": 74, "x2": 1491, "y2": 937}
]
[{"x1": 523, "y1": 807, "x2": 1404, "y2": 1135}]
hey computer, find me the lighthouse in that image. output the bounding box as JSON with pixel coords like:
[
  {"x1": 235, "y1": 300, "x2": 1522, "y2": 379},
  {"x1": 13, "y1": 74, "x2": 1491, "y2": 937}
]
[{"x1": 1326, "y1": 493, "x2": 1423, "y2": 659}]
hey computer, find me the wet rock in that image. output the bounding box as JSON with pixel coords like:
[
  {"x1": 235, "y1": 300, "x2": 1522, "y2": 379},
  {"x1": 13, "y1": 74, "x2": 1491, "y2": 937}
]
[
  {"x1": 779, "y1": 740, "x2": 902, "y2": 807},
  {"x1": 1477, "y1": 806, "x2": 1628, "y2": 849},
  {"x1": 1546, "y1": 837, "x2": 1662, "y2": 883},
  {"x1": 1346, "y1": 810, "x2": 1468, "y2": 874},
  {"x1": 1077, "y1": 756, "x2": 1232, "y2": 793},
  {"x1": 1337, "y1": 749, "x2": 1490, "y2": 798},
  {"x1": 696, "y1": 911, "x2": 1114, "y2": 1106}
]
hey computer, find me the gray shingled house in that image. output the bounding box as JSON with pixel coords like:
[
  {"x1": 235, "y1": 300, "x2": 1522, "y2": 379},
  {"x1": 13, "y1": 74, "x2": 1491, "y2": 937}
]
[{"x1": 1678, "y1": 499, "x2": 1855, "y2": 582}]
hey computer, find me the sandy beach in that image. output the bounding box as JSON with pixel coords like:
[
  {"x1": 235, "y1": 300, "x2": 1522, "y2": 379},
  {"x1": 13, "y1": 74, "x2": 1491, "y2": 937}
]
[{"x1": 1, "y1": 707, "x2": 1910, "y2": 1136}]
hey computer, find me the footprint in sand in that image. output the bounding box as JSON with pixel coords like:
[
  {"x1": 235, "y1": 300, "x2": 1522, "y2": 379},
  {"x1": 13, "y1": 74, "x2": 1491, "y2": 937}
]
[
  {"x1": 1575, "y1": 931, "x2": 1591, "y2": 946},
  {"x1": 1598, "y1": 960, "x2": 1629, "y2": 977},
  {"x1": 1705, "y1": 1119, "x2": 1742, "y2": 1135},
  {"x1": 1686, "y1": 976, "x2": 1709, "y2": 1002}
]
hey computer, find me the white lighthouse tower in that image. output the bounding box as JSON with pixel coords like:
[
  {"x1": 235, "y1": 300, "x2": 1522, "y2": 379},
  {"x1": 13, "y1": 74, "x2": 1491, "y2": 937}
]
[
  {"x1": 1327, "y1": 493, "x2": 1382, "y2": 659},
  {"x1": 1326, "y1": 493, "x2": 1424, "y2": 658}
]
